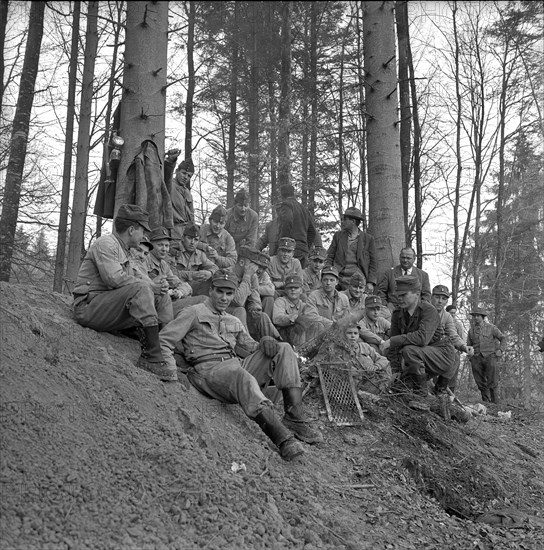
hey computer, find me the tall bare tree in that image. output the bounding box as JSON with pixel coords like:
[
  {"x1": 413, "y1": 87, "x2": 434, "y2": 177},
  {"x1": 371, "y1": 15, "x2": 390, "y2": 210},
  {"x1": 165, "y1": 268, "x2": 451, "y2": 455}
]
[
  {"x1": 362, "y1": 1, "x2": 404, "y2": 274},
  {"x1": 0, "y1": 1, "x2": 45, "y2": 281},
  {"x1": 184, "y1": 0, "x2": 195, "y2": 160}
]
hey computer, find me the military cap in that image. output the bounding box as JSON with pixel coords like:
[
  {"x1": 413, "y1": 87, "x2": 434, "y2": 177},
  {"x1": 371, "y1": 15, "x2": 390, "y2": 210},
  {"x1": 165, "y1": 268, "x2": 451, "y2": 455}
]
[
  {"x1": 470, "y1": 308, "x2": 487, "y2": 317},
  {"x1": 148, "y1": 226, "x2": 173, "y2": 242},
  {"x1": 432, "y1": 284, "x2": 450, "y2": 297},
  {"x1": 284, "y1": 274, "x2": 303, "y2": 288},
  {"x1": 445, "y1": 304, "x2": 457, "y2": 313},
  {"x1": 116, "y1": 204, "x2": 151, "y2": 232},
  {"x1": 210, "y1": 205, "x2": 228, "y2": 221},
  {"x1": 321, "y1": 266, "x2": 339, "y2": 279},
  {"x1": 139, "y1": 237, "x2": 154, "y2": 251},
  {"x1": 349, "y1": 272, "x2": 366, "y2": 287},
  {"x1": 343, "y1": 207, "x2": 365, "y2": 221},
  {"x1": 234, "y1": 189, "x2": 250, "y2": 205},
  {"x1": 309, "y1": 247, "x2": 327, "y2": 260},
  {"x1": 211, "y1": 269, "x2": 239, "y2": 290},
  {"x1": 365, "y1": 295, "x2": 382, "y2": 308},
  {"x1": 183, "y1": 222, "x2": 200, "y2": 238},
  {"x1": 278, "y1": 237, "x2": 296, "y2": 251},
  {"x1": 395, "y1": 275, "x2": 421, "y2": 293},
  {"x1": 178, "y1": 158, "x2": 195, "y2": 173}
]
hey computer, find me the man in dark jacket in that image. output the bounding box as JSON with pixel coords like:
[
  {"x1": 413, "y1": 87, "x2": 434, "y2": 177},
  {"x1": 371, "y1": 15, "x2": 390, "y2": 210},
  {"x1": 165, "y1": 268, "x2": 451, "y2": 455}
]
[
  {"x1": 382, "y1": 276, "x2": 456, "y2": 397},
  {"x1": 378, "y1": 247, "x2": 431, "y2": 313},
  {"x1": 324, "y1": 207, "x2": 377, "y2": 293},
  {"x1": 276, "y1": 184, "x2": 320, "y2": 268}
]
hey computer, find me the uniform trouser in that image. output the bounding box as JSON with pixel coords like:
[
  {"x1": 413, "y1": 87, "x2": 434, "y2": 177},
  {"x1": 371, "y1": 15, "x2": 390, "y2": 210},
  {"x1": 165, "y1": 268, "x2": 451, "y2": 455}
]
[
  {"x1": 470, "y1": 353, "x2": 498, "y2": 397},
  {"x1": 156, "y1": 294, "x2": 173, "y2": 326},
  {"x1": 73, "y1": 282, "x2": 158, "y2": 331},
  {"x1": 395, "y1": 341, "x2": 456, "y2": 379},
  {"x1": 261, "y1": 296, "x2": 274, "y2": 319},
  {"x1": 448, "y1": 351, "x2": 461, "y2": 392},
  {"x1": 187, "y1": 343, "x2": 301, "y2": 418},
  {"x1": 227, "y1": 307, "x2": 280, "y2": 341}
]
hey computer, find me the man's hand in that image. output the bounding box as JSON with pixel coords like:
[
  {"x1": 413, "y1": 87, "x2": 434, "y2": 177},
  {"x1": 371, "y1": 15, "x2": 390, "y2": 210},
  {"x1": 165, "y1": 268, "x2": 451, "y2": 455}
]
[
  {"x1": 380, "y1": 340, "x2": 390, "y2": 354},
  {"x1": 206, "y1": 246, "x2": 219, "y2": 260},
  {"x1": 465, "y1": 346, "x2": 475, "y2": 357},
  {"x1": 366, "y1": 283, "x2": 374, "y2": 294},
  {"x1": 260, "y1": 336, "x2": 280, "y2": 357},
  {"x1": 193, "y1": 270, "x2": 212, "y2": 281},
  {"x1": 247, "y1": 304, "x2": 262, "y2": 318},
  {"x1": 169, "y1": 288, "x2": 185, "y2": 300},
  {"x1": 243, "y1": 261, "x2": 259, "y2": 278},
  {"x1": 152, "y1": 277, "x2": 169, "y2": 295}
]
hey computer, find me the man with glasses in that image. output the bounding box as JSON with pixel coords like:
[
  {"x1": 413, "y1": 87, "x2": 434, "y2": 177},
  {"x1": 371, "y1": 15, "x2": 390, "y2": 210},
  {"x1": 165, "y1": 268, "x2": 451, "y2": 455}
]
[{"x1": 324, "y1": 207, "x2": 377, "y2": 293}]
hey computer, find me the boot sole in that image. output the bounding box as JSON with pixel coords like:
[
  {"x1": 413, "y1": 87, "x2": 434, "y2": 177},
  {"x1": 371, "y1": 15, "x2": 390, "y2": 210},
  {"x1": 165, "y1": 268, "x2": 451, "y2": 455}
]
[
  {"x1": 137, "y1": 358, "x2": 178, "y2": 382},
  {"x1": 282, "y1": 418, "x2": 324, "y2": 445}
]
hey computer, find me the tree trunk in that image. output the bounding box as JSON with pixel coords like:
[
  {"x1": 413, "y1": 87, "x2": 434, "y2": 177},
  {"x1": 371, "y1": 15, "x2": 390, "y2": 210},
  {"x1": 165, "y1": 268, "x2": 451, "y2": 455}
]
[
  {"x1": 0, "y1": 0, "x2": 9, "y2": 110},
  {"x1": 65, "y1": 0, "x2": 99, "y2": 289},
  {"x1": 267, "y1": 77, "x2": 278, "y2": 205},
  {"x1": 362, "y1": 1, "x2": 404, "y2": 273},
  {"x1": 395, "y1": 0, "x2": 411, "y2": 245},
  {"x1": 0, "y1": 1, "x2": 45, "y2": 282},
  {"x1": 114, "y1": 1, "x2": 169, "y2": 214},
  {"x1": 53, "y1": 1, "x2": 81, "y2": 294},
  {"x1": 226, "y1": 2, "x2": 239, "y2": 208},
  {"x1": 308, "y1": 1, "x2": 318, "y2": 212},
  {"x1": 247, "y1": 2, "x2": 260, "y2": 213},
  {"x1": 277, "y1": 1, "x2": 291, "y2": 190},
  {"x1": 184, "y1": 0, "x2": 195, "y2": 160},
  {"x1": 338, "y1": 34, "x2": 345, "y2": 214},
  {"x1": 355, "y1": 2, "x2": 367, "y2": 222}
]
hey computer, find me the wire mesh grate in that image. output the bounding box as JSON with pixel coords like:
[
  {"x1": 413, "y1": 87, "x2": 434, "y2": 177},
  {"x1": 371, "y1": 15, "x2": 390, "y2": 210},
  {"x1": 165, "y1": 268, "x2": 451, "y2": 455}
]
[{"x1": 317, "y1": 362, "x2": 365, "y2": 426}]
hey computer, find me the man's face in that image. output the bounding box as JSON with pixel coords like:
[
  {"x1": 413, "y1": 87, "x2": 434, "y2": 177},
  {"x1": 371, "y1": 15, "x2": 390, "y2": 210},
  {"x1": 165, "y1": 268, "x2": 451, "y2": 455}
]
[
  {"x1": 209, "y1": 285, "x2": 235, "y2": 312},
  {"x1": 177, "y1": 169, "x2": 194, "y2": 186},
  {"x1": 310, "y1": 257, "x2": 324, "y2": 273},
  {"x1": 396, "y1": 290, "x2": 419, "y2": 309},
  {"x1": 234, "y1": 202, "x2": 249, "y2": 217},
  {"x1": 341, "y1": 216, "x2": 357, "y2": 232},
  {"x1": 472, "y1": 314, "x2": 484, "y2": 327},
  {"x1": 285, "y1": 285, "x2": 303, "y2": 302},
  {"x1": 399, "y1": 250, "x2": 415, "y2": 270},
  {"x1": 345, "y1": 328, "x2": 360, "y2": 345},
  {"x1": 431, "y1": 293, "x2": 448, "y2": 312},
  {"x1": 151, "y1": 239, "x2": 169, "y2": 260},
  {"x1": 449, "y1": 308, "x2": 457, "y2": 318},
  {"x1": 210, "y1": 217, "x2": 226, "y2": 235},
  {"x1": 279, "y1": 248, "x2": 294, "y2": 264},
  {"x1": 322, "y1": 275, "x2": 337, "y2": 294},
  {"x1": 366, "y1": 306, "x2": 380, "y2": 321},
  {"x1": 128, "y1": 224, "x2": 145, "y2": 248},
  {"x1": 349, "y1": 283, "x2": 365, "y2": 300},
  {"x1": 131, "y1": 245, "x2": 149, "y2": 262},
  {"x1": 182, "y1": 234, "x2": 199, "y2": 252}
]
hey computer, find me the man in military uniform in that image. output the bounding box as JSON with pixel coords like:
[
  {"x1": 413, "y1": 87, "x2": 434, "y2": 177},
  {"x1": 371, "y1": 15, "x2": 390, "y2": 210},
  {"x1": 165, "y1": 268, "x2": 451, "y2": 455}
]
[
  {"x1": 302, "y1": 247, "x2": 326, "y2": 295},
  {"x1": 225, "y1": 189, "x2": 259, "y2": 251},
  {"x1": 382, "y1": 276, "x2": 456, "y2": 397},
  {"x1": 341, "y1": 272, "x2": 369, "y2": 319},
  {"x1": 72, "y1": 204, "x2": 176, "y2": 381},
  {"x1": 467, "y1": 308, "x2": 506, "y2": 404},
  {"x1": 357, "y1": 295, "x2": 391, "y2": 355},
  {"x1": 197, "y1": 205, "x2": 237, "y2": 268},
  {"x1": 159, "y1": 270, "x2": 323, "y2": 461},
  {"x1": 268, "y1": 237, "x2": 303, "y2": 294}
]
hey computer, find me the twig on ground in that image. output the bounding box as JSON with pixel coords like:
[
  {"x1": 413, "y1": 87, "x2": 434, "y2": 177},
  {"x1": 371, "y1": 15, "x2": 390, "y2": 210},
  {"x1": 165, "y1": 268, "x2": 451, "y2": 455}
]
[{"x1": 393, "y1": 425, "x2": 414, "y2": 439}]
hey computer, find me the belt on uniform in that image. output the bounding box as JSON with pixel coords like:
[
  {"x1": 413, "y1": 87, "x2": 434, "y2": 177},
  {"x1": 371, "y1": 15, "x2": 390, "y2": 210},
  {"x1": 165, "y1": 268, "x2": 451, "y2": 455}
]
[{"x1": 192, "y1": 353, "x2": 235, "y2": 365}]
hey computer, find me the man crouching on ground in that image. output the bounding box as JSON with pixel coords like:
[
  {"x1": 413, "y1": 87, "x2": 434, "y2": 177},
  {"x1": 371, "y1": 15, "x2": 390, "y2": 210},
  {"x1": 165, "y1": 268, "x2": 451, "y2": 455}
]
[{"x1": 159, "y1": 269, "x2": 323, "y2": 461}]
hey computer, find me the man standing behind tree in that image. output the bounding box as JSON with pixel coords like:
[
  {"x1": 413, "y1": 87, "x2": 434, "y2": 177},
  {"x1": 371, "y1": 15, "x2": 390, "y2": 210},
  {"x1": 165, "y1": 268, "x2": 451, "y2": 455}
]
[
  {"x1": 378, "y1": 247, "x2": 431, "y2": 313},
  {"x1": 467, "y1": 308, "x2": 506, "y2": 404},
  {"x1": 225, "y1": 189, "x2": 259, "y2": 252},
  {"x1": 325, "y1": 207, "x2": 377, "y2": 293},
  {"x1": 169, "y1": 158, "x2": 195, "y2": 241},
  {"x1": 276, "y1": 184, "x2": 321, "y2": 268},
  {"x1": 198, "y1": 205, "x2": 237, "y2": 268},
  {"x1": 72, "y1": 204, "x2": 176, "y2": 382}
]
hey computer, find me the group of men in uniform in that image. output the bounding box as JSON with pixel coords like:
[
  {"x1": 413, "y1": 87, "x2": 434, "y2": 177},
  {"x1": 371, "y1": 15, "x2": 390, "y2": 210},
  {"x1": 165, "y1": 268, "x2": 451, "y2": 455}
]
[{"x1": 72, "y1": 188, "x2": 507, "y2": 461}]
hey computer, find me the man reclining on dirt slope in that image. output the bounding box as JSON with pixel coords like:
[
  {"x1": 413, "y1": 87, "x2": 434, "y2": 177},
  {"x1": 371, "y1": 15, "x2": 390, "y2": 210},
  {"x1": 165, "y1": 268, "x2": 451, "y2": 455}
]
[{"x1": 159, "y1": 269, "x2": 324, "y2": 461}]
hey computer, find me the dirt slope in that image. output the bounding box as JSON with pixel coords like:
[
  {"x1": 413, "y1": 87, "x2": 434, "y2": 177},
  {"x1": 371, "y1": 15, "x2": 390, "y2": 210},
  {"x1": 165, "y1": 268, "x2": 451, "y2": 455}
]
[{"x1": 1, "y1": 281, "x2": 543, "y2": 550}]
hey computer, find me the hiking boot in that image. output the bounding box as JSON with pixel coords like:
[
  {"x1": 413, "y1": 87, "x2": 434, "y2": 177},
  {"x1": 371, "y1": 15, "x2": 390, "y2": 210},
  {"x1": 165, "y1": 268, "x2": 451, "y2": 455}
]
[
  {"x1": 279, "y1": 438, "x2": 305, "y2": 461},
  {"x1": 137, "y1": 356, "x2": 178, "y2": 382},
  {"x1": 282, "y1": 387, "x2": 323, "y2": 444}
]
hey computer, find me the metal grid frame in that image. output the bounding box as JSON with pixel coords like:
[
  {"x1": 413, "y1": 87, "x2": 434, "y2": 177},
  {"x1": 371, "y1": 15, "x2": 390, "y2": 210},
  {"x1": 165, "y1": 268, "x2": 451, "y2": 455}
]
[{"x1": 316, "y1": 361, "x2": 365, "y2": 426}]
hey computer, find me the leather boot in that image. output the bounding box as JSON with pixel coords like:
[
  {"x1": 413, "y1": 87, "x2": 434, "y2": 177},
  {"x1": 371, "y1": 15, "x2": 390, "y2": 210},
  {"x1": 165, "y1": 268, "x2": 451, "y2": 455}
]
[
  {"x1": 412, "y1": 374, "x2": 429, "y2": 397},
  {"x1": 282, "y1": 387, "x2": 323, "y2": 444},
  {"x1": 254, "y1": 406, "x2": 304, "y2": 461},
  {"x1": 137, "y1": 325, "x2": 177, "y2": 382},
  {"x1": 489, "y1": 388, "x2": 499, "y2": 404},
  {"x1": 480, "y1": 389, "x2": 491, "y2": 403}
]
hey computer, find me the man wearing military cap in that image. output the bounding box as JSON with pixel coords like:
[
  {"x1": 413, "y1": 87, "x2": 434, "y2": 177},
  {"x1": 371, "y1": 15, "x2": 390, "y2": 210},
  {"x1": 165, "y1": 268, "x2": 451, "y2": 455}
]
[
  {"x1": 381, "y1": 276, "x2": 456, "y2": 398},
  {"x1": 341, "y1": 272, "x2": 369, "y2": 319},
  {"x1": 357, "y1": 295, "x2": 391, "y2": 355},
  {"x1": 272, "y1": 274, "x2": 324, "y2": 346},
  {"x1": 269, "y1": 237, "x2": 303, "y2": 294},
  {"x1": 170, "y1": 157, "x2": 195, "y2": 240},
  {"x1": 302, "y1": 246, "x2": 326, "y2": 294},
  {"x1": 324, "y1": 206, "x2": 377, "y2": 293},
  {"x1": 174, "y1": 222, "x2": 218, "y2": 296},
  {"x1": 305, "y1": 266, "x2": 350, "y2": 331},
  {"x1": 225, "y1": 189, "x2": 259, "y2": 252},
  {"x1": 159, "y1": 269, "x2": 323, "y2": 461},
  {"x1": 467, "y1": 307, "x2": 506, "y2": 403},
  {"x1": 72, "y1": 204, "x2": 176, "y2": 382},
  {"x1": 146, "y1": 226, "x2": 195, "y2": 320},
  {"x1": 197, "y1": 205, "x2": 237, "y2": 268},
  {"x1": 430, "y1": 285, "x2": 472, "y2": 394}
]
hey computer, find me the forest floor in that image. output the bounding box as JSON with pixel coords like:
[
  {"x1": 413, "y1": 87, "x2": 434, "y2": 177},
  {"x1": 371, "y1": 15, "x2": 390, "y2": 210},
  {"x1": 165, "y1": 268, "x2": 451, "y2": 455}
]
[{"x1": 1, "y1": 281, "x2": 543, "y2": 550}]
